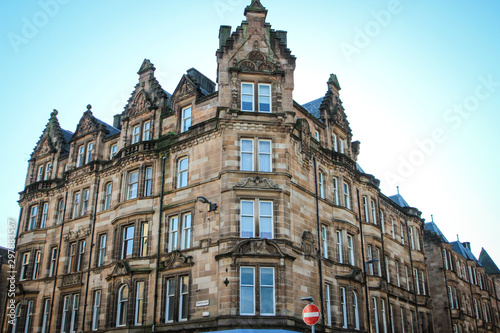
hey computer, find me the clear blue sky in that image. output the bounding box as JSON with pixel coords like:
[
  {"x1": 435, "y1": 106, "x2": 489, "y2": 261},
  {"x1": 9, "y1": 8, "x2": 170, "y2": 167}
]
[{"x1": 1, "y1": 0, "x2": 499, "y2": 263}]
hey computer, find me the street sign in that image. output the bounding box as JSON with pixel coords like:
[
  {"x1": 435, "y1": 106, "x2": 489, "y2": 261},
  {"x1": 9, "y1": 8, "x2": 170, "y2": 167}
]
[{"x1": 302, "y1": 304, "x2": 320, "y2": 326}]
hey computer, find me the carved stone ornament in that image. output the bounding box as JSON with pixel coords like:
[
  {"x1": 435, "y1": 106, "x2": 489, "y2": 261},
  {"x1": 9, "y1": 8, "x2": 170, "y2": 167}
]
[
  {"x1": 237, "y1": 239, "x2": 280, "y2": 256},
  {"x1": 109, "y1": 261, "x2": 131, "y2": 279},
  {"x1": 63, "y1": 227, "x2": 91, "y2": 241},
  {"x1": 238, "y1": 50, "x2": 276, "y2": 73},
  {"x1": 301, "y1": 231, "x2": 315, "y2": 256},
  {"x1": 162, "y1": 251, "x2": 194, "y2": 270},
  {"x1": 234, "y1": 176, "x2": 280, "y2": 190}
]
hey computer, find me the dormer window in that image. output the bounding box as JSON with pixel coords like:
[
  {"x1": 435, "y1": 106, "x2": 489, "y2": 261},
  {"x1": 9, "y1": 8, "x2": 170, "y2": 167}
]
[
  {"x1": 332, "y1": 134, "x2": 338, "y2": 152},
  {"x1": 181, "y1": 107, "x2": 192, "y2": 133},
  {"x1": 44, "y1": 163, "x2": 51, "y2": 180},
  {"x1": 37, "y1": 165, "x2": 44, "y2": 182},
  {"x1": 143, "y1": 121, "x2": 151, "y2": 140},
  {"x1": 241, "y1": 83, "x2": 271, "y2": 112},
  {"x1": 77, "y1": 145, "x2": 85, "y2": 167},
  {"x1": 110, "y1": 144, "x2": 118, "y2": 159},
  {"x1": 86, "y1": 142, "x2": 93, "y2": 164},
  {"x1": 314, "y1": 131, "x2": 320, "y2": 141},
  {"x1": 132, "y1": 125, "x2": 140, "y2": 144}
]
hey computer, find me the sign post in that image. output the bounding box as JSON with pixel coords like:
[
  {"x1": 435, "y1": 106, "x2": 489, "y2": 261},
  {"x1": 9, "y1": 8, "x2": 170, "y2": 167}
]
[{"x1": 302, "y1": 303, "x2": 320, "y2": 333}]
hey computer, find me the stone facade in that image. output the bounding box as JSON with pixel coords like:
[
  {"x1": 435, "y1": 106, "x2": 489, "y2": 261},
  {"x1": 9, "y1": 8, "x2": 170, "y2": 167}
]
[
  {"x1": 424, "y1": 222, "x2": 500, "y2": 333},
  {"x1": 6, "y1": 1, "x2": 436, "y2": 333}
]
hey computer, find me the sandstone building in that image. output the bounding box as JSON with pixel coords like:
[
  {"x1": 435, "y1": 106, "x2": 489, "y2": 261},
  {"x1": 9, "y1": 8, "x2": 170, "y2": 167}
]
[
  {"x1": 7, "y1": 1, "x2": 435, "y2": 332},
  {"x1": 424, "y1": 222, "x2": 500, "y2": 333}
]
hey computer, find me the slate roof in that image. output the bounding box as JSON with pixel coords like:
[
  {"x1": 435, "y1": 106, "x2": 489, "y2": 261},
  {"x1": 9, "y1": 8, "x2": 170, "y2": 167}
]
[
  {"x1": 451, "y1": 241, "x2": 478, "y2": 262},
  {"x1": 479, "y1": 248, "x2": 500, "y2": 274},
  {"x1": 301, "y1": 97, "x2": 323, "y2": 120},
  {"x1": 96, "y1": 118, "x2": 120, "y2": 137},
  {"x1": 424, "y1": 222, "x2": 449, "y2": 243},
  {"x1": 388, "y1": 194, "x2": 410, "y2": 208},
  {"x1": 356, "y1": 163, "x2": 365, "y2": 173},
  {"x1": 61, "y1": 129, "x2": 73, "y2": 155}
]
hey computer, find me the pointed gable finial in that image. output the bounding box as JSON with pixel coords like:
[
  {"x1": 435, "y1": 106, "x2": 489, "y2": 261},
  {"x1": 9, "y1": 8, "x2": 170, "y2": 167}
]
[
  {"x1": 244, "y1": 0, "x2": 267, "y2": 16},
  {"x1": 138, "y1": 59, "x2": 156, "y2": 75},
  {"x1": 327, "y1": 74, "x2": 341, "y2": 91},
  {"x1": 431, "y1": 214, "x2": 434, "y2": 222},
  {"x1": 396, "y1": 186, "x2": 400, "y2": 195}
]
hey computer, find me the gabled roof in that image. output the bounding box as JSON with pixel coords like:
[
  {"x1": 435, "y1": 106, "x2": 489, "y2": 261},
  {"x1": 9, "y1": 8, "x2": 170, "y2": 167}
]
[
  {"x1": 95, "y1": 118, "x2": 120, "y2": 137},
  {"x1": 424, "y1": 222, "x2": 449, "y2": 243},
  {"x1": 479, "y1": 248, "x2": 500, "y2": 274},
  {"x1": 451, "y1": 241, "x2": 478, "y2": 262},
  {"x1": 301, "y1": 97, "x2": 323, "y2": 121},
  {"x1": 388, "y1": 194, "x2": 410, "y2": 208},
  {"x1": 71, "y1": 106, "x2": 119, "y2": 141}
]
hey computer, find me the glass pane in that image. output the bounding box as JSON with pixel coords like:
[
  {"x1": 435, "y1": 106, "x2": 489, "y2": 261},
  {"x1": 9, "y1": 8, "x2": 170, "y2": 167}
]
[
  {"x1": 260, "y1": 202, "x2": 272, "y2": 216},
  {"x1": 183, "y1": 107, "x2": 192, "y2": 118},
  {"x1": 241, "y1": 140, "x2": 253, "y2": 152},
  {"x1": 260, "y1": 217, "x2": 272, "y2": 238},
  {"x1": 240, "y1": 286, "x2": 254, "y2": 314},
  {"x1": 183, "y1": 214, "x2": 191, "y2": 228},
  {"x1": 241, "y1": 201, "x2": 254, "y2": 215},
  {"x1": 180, "y1": 171, "x2": 188, "y2": 187},
  {"x1": 241, "y1": 217, "x2": 254, "y2": 238},
  {"x1": 241, "y1": 153, "x2": 253, "y2": 171},
  {"x1": 171, "y1": 217, "x2": 179, "y2": 231},
  {"x1": 259, "y1": 155, "x2": 270, "y2": 172},
  {"x1": 126, "y1": 226, "x2": 134, "y2": 239},
  {"x1": 260, "y1": 287, "x2": 274, "y2": 315},
  {"x1": 241, "y1": 267, "x2": 254, "y2": 285},
  {"x1": 180, "y1": 158, "x2": 189, "y2": 170},
  {"x1": 259, "y1": 85, "x2": 270, "y2": 95},
  {"x1": 260, "y1": 268, "x2": 274, "y2": 285},
  {"x1": 259, "y1": 140, "x2": 271, "y2": 153},
  {"x1": 130, "y1": 171, "x2": 139, "y2": 183},
  {"x1": 242, "y1": 84, "x2": 253, "y2": 94},
  {"x1": 242, "y1": 98, "x2": 253, "y2": 111},
  {"x1": 259, "y1": 97, "x2": 270, "y2": 112}
]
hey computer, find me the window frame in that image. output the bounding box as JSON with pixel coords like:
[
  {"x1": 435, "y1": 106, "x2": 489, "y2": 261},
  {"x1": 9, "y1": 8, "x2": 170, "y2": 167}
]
[
  {"x1": 135, "y1": 281, "x2": 145, "y2": 325},
  {"x1": 41, "y1": 298, "x2": 50, "y2": 333},
  {"x1": 40, "y1": 202, "x2": 48, "y2": 228},
  {"x1": 321, "y1": 226, "x2": 328, "y2": 259},
  {"x1": 104, "y1": 182, "x2": 112, "y2": 210},
  {"x1": 110, "y1": 144, "x2": 118, "y2": 159},
  {"x1": 337, "y1": 230, "x2": 343, "y2": 263},
  {"x1": 20, "y1": 252, "x2": 30, "y2": 280},
  {"x1": 140, "y1": 222, "x2": 149, "y2": 256},
  {"x1": 347, "y1": 234, "x2": 355, "y2": 265},
  {"x1": 121, "y1": 225, "x2": 135, "y2": 259},
  {"x1": 32, "y1": 250, "x2": 41, "y2": 279},
  {"x1": 177, "y1": 157, "x2": 189, "y2": 189},
  {"x1": 181, "y1": 106, "x2": 192, "y2": 133},
  {"x1": 49, "y1": 247, "x2": 57, "y2": 277},
  {"x1": 127, "y1": 170, "x2": 139, "y2": 200},
  {"x1": 86, "y1": 142, "x2": 93, "y2": 164},
  {"x1": 97, "y1": 234, "x2": 106, "y2": 267},
  {"x1": 92, "y1": 290, "x2": 101, "y2": 331},
  {"x1": 28, "y1": 205, "x2": 38, "y2": 230},
  {"x1": 116, "y1": 285, "x2": 129, "y2": 327},
  {"x1": 240, "y1": 199, "x2": 274, "y2": 239},
  {"x1": 164, "y1": 275, "x2": 190, "y2": 323},
  {"x1": 143, "y1": 121, "x2": 151, "y2": 141},
  {"x1": 340, "y1": 286, "x2": 348, "y2": 329},
  {"x1": 343, "y1": 182, "x2": 351, "y2": 209},
  {"x1": 132, "y1": 125, "x2": 140, "y2": 144},
  {"x1": 318, "y1": 171, "x2": 325, "y2": 199},
  {"x1": 144, "y1": 166, "x2": 153, "y2": 196}
]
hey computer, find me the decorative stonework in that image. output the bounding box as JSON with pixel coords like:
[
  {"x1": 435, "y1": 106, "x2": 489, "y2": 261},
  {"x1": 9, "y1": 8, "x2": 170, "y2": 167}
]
[
  {"x1": 108, "y1": 261, "x2": 131, "y2": 279},
  {"x1": 237, "y1": 50, "x2": 276, "y2": 73},
  {"x1": 63, "y1": 226, "x2": 91, "y2": 241},
  {"x1": 162, "y1": 251, "x2": 194, "y2": 270},
  {"x1": 234, "y1": 176, "x2": 280, "y2": 190}
]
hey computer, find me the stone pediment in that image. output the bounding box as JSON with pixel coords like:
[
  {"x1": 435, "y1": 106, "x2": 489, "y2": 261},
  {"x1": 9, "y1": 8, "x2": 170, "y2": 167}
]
[
  {"x1": 109, "y1": 261, "x2": 131, "y2": 279},
  {"x1": 234, "y1": 177, "x2": 281, "y2": 190},
  {"x1": 63, "y1": 227, "x2": 91, "y2": 242},
  {"x1": 31, "y1": 109, "x2": 67, "y2": 159},
  {"x1": 71, "y1": 106, "x2": 106, "y2": 140},
  {"x1": 321, "y1": 89, "x2": 351, "y2": 135},
  {"x1": 171, "y1": 75, "x2": 197, "y2": 101},
  {"x1": 128, "y1": 90, "x2": 153, "y2": 118},
  {"x1": 161, "y1": 251, "x2": 194, "y2": 270},
  {"x1": 33, "y1": 136, "x2": 55, "y2": 158}
]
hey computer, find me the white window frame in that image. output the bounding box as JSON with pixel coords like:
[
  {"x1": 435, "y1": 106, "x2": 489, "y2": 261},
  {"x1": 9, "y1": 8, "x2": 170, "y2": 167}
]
[
  {"x1": 240, "y1": 266, "x2": 255, "y2": 315},
  {"x1": 41, "y1": 299, "x2": 50, "y2": 333},
  {"x1": 98, "y1": 234, "x2": 106, "y2": 267},
  {"x1": 180, "y1": 214, "x2": 192, "y2": 250},
  {"x1": 86, "y1": 142, "x2": 93, "y2": 164},
  {"x1": 332, "y1": 133, "x2": 338, "y2": 152},
  {"x1": 396, "y1": 261, "x2": 401, "y2": 287},
  {"x1": 258, "y1": 83, "x2": 271, "y2": 112},
  {"x1": 144, "y1": 166, "x2": 153, "y2": 196},
  {"x1": 116, "y1": 285, "x2": 128, "y2": 327},
  {"x1": 240, "y1": 139, "x2": 254, "y2": 171},
  {"x1": 381, "y1": 299, "x2": 388, "y2": 333},
  {"x1": 29, "y1": 205, "x2": 38, "y2": 230},
  {"x1": 410, "y1": 227, "x2": 415, "y2": 250},
  {"x1": 21, "y1": 252, "x2": 30, "y2": 280},
  {"x1": 321, "y1": 226, "x2": 328, "y2": 259},
  {"x1": 421, "y1": 271, "x2": 426, "y2": 295},
  {"x1": 380, "y1": 210, "x2": 385, "y2": 233},
  {"x1": 143, "y1": 121, "x2": 151, "y2": 141},
  {"x1": 385, "y1": 256, "x2": 390, "y2": 283},
  {"x1": 165, "y1": 278, "x2": 176, "y2": 323},
  {"x1": 260, "y1": 267, "x2": 275, "y2": 316},
  {"x1": 363, "y1": 196, "x2": 370, "y2": 223},
  {"x1": 415, "y1": 268, "x2": 420, "y2": 295},
  {"x1": 81, "y1": 189, "x2": 89, "y2": 215},
  {"x1": 37, "y1": 165, "x2": 44, "y2": 181},
  {"x1": 371, "y1": 200, "x2": 377, "y2": 225},
  {"x1": 33, "y1": 250, "x2": 41, "y2": 279},
  {"x1": 341, "y1": 287, "x2": 348, "y2": 328},
  {"x1": 135, "y1": 281, "x2": 144, "y2": 325},
  {"x1": 122, "y1": 225, "x2": 134, "y2": 259},
  {"x1": 49, "y1": 247, "x2": 57, "y2": 277},
  {"x1": 41, "y1": 202, "x2": 48, "y2": 228},
  {"x1": 72, "y1": 192, "x2": 80, "y2": 219},
  {"x1": 44, "y1": 162, "x2": 51, "y2": 180},
  {"x1": 376, "y1": 248, "x2": 382, "y2": 277},
  {"x1": 333, "y1": 177, "x2": 339, "y2": 205},
  {"x1": 343, "y1": 183, "x2": 351, "y2": 209},
  {"x1": 168, "y1": 216, "x2": 179, "y2": 252},
  {"x1": 337, "y1": 230, "x2": 343, "y2": 263},
  {"x1": 104, "y1": 182, "x2": 112, "y2": 210},
  {"x1": 140, "y1": 222, "x2": 149, "y2": 256},
  {"x1": 390, "y1": 218, "x2": 395, "y2": 238},
  {"x1": 373, "y1": 297, "x2": 379, "y2": 333},
  {"x1": 132, "y1": 125, "x2": 140, "y2": 144},
  {"x1": 314, "y1": 131, "x2": 320, "y2": 141},
  {"x1": 127, "y1": 170, "x2": 139, "y2": 200},
  {"x1": 405, "y1": 266, "x2": 410, "y2": 290},
  {"x1": 24, "y1": 300, "x2": 33, "y2": 333},
  {"x1": 325, "y1": 284, "x2": 332, "y2": 326},
  {"x1": 177, "y1": 157, "x2": 189, "y2": 188},
  {"x1": 110, "y1": 144, "x2": 118, "y2": 159},
  {"x1": 241, "y1": 83, "x2": 254, "y2": 111},
  {"x1": 181, "y1": 106, "x2": 192, "y2": 133},
  {"x1": 69, "y1": 294, "x2": 79, "y2": 333},
  {"x1": 347, "y1": 234, "x2": 355, "y2": 265},
  {"x1": 353, "y1": 291, "x2": 360, "y2": 330},
  {"x1": 367, "y1": 245, "x2": 374, "y2": 275},
  {"x1": 179, "y1": 276, "x2": 189, "y2": 321},
  {"x1": 318, "y1": 171, "x2": 325, "y2": 199},
  {"x1": 77, "y1": 145, "x2": 85, "y2": 167},
  {"x1": 92, "y1": 290, "x2": 101, "y2": 331},
  {"x1": 400, "y1": 223, "x2": 405, "y2": 245}
]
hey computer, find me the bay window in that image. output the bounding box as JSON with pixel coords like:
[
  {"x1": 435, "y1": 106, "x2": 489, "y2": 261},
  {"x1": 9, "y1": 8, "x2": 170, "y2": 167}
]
[
  {"x1": 241, "y1": 83, "x2": 272, "y2": 112},
  {"x1": 240, "y1": 139, "x2": 272, "y2": 172},
  {"x1": 165, "y1": 275, "x2": 189, "y2": 323},
  {"x1": 240, "y1": 266, "x2": 275, "y2": 316},
  {"x1": 127, "y1": 170, "x2": 139, "y2": 200},
  {"x1": 240, "y1": 200, "x2": 274, "y2": 239}
]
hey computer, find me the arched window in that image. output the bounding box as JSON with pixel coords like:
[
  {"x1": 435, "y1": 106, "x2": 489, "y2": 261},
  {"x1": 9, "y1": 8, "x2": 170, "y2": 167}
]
[
  {"x1": 117, "y1": 285, "x2": 129, "y2": 327},
  {"x1": 353, "y1": 291, "x2": 360, "y2": 330}
]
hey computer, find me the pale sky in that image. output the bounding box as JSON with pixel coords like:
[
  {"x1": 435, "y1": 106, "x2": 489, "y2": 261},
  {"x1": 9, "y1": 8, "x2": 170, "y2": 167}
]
[{"x1": 1, "y1": 0, "x2": 499, "y2": 263}]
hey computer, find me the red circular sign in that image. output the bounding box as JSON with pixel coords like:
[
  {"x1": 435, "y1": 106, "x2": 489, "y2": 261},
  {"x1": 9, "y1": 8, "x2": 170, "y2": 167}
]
[{"x1": 302, "y1": 304, "x2": 320, "y2": 326}]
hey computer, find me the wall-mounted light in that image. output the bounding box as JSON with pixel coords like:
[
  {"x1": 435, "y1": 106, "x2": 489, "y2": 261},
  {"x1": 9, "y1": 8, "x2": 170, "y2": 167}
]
[{"x1": 197, "y1": 196, "x2": 218, "y2": 212}]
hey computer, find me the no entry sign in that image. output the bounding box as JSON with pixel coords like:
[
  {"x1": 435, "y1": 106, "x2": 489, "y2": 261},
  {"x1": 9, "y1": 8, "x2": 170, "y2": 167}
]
[{"x1": 302, "y1": 304, "x2": 320, "y2": 326}]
